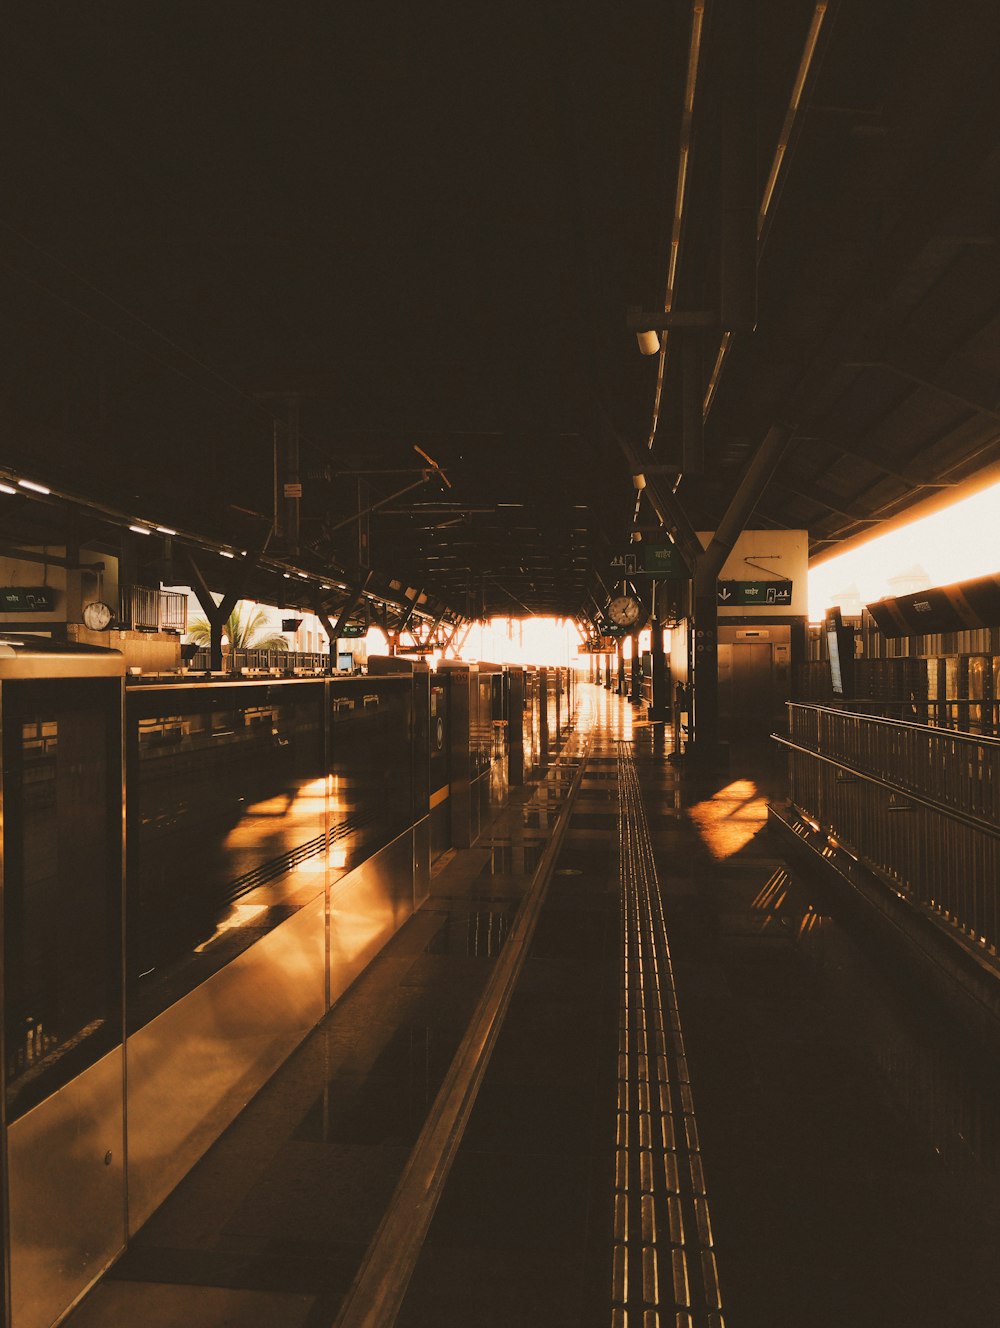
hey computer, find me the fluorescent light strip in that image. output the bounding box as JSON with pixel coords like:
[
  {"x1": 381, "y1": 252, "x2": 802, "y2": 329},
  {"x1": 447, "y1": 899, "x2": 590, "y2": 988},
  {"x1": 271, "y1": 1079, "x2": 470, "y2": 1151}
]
[
  {"x1": 18, "y1": 479, "x2": 51, "y2": 494},
  {"x1": 129, "y1": 524, "x2": 152, "y2": 535},
  {"x1": 0, "y1": 483, "x2": 17, "y2": 495}
]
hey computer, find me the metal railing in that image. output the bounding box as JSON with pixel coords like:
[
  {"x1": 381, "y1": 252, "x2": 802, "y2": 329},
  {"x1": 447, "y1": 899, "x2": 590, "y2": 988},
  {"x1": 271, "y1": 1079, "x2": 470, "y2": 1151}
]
[
  {"x1": 119, "y1": 586, "x2": 188, "y2": 633},
  {"x1": 819, "y1": 697, "x2": 1000, "y2": 738},
  {"x1": 776, "y1": 704, "x2": 1000, "y2": 955},
  {"x1": 186, "y1": 647, "x2": 334, "y2": 674},
  {"x1": 159, "y1": 591, "x2": 187, "y2": 632}
]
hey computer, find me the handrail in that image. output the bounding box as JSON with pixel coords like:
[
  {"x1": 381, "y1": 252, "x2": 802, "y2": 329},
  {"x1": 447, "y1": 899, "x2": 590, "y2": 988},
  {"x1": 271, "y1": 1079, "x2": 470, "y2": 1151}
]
[
  {"x1": 779, "y1": 702, "x2": 1000, "y2": 956},
  {"x1": 788, "y1": 702, "x2": 1000, "y2": 751},
  {"x1": 784, "y1": 701, "x2": 999, "y2": 831},
  {"x1": 773, "y1": 731, "x2": 1000, "y2": 841}
]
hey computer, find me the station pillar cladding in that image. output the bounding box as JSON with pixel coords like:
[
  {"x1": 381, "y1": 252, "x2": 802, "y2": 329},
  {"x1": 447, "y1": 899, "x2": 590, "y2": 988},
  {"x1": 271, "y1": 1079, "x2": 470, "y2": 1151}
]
[
  {"x1": 538, "y1": 667, "x2": 549, "y2": 764},
  {"x1": 691, "y1": 582, "x2": 721, "y2": 753},
  {"x1": 630, "y1": 630, "x2": 643, "y2": 705},
  {"x1": 507, "y1": 665, "x2": 525, "y2": 786},
  {"x1": 649, "y1": 613, "x2": 669, "y2": 721},
  {"x1": 680, "y1": 530, "x2": 808, "y2": 751},
  {"x1": 437, "y1": 660, "x2": 475, "y2": 848}
]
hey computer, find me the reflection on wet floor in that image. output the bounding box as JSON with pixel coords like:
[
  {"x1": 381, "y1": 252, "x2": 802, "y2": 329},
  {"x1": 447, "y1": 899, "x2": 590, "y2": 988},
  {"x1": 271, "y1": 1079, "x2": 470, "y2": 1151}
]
[
  {"x1": 295, "y1": 1023, "x2": 461, "y2": 1147},
  {"x1": 481, "y1": 843, "x2": 543, "y2": 875},
  {"x1": 521, "y1": 809, "x2": 558, "y2": 829},
  {"x1": 567, "y1": 810, "x2": 617, "y2": 830},
  {"x1": 426, "y1": 911, "x2": 512, "y2": 958}
]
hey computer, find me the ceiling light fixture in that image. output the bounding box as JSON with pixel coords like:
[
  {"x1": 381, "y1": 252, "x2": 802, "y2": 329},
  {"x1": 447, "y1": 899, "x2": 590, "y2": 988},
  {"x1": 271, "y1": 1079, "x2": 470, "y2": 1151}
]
[
  {"x1": 18, "y1": 479, "x2": 51, "y2": 494},
  {"x1": 129, "y1": 524, "x2": 152, "y2": 535}
]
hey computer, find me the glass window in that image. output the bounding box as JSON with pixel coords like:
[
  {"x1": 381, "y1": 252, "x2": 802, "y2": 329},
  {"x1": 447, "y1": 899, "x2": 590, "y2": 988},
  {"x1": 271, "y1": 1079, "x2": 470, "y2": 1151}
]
[
  {"x1": 126, "y1": 682, "x2": 325, "y2": 1031},
  {"x1": 3, "y1": 678, "x2": 122, "y2": 1121}
]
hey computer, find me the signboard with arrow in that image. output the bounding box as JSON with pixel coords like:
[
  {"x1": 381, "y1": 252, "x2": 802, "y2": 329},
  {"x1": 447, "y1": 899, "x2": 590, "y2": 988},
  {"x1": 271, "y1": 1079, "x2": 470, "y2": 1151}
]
[{"x1": 717, "y1": 580, "x2": 793, "y2": 606}]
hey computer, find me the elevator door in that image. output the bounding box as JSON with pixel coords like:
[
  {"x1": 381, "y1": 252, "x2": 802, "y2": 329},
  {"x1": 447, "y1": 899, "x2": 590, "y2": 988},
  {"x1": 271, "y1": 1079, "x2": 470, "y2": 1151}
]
[{"x1": 731, "y1": 642, "x2": 775, "y2": 732}]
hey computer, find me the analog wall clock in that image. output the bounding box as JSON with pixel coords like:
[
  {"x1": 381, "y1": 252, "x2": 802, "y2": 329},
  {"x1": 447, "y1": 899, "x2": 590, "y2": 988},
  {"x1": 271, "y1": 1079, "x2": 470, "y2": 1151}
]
[
  {"x1": 607, "y1": 594, "x2": 642, "y2": 627},
  {"x1": 83, "y1": 600, "x2": 114, "y2": 631}
]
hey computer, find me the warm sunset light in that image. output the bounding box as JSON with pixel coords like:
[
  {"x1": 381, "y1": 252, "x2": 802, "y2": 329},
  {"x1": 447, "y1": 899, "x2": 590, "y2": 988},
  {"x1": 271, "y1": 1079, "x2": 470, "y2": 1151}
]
[
  {"x1": 808, "y1": 478, "x2": 1000, "y2": 618},
  {"x1": 460, "y1": 616, "x2": 584, "y2": 667}
]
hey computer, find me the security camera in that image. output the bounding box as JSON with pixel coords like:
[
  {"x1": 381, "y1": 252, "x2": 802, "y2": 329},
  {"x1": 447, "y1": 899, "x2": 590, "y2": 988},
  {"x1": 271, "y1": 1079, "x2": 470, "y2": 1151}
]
[{"x1": 636, "y1": 329, "x2": 660, "y2": 356}]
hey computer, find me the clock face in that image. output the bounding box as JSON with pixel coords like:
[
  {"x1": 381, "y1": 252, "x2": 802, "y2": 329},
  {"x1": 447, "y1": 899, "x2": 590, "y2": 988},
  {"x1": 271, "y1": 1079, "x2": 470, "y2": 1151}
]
[
  {"x1": 83, "y1": 600, "x2": 113, "y2": 631},
  {"x1": 608, "y1": 594, "x2": 641, "y2": 627}
]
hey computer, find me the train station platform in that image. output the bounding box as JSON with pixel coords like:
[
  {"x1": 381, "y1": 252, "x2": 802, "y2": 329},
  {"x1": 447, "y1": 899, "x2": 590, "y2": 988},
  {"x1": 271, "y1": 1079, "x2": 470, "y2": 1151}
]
[{"x1": 64, "y1": 686, "x2": 1000, "y2": 1328}]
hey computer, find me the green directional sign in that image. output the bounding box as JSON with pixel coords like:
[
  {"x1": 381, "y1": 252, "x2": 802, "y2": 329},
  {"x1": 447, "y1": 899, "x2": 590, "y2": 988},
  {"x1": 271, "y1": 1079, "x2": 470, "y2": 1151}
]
[
  {"x1": 609, "y1": 550, "x2": 641, "y2": 578},
  {"x1": 610, "y1": 544, "x2": 684, "y2": 579},
  {"x1": 717, "y1": 580, "x2": 793, "y2": 606},
  {"x1": 642, "y1": 543, "x2": 683, "y2": 576},
  {"x1": 0, "y1": 587, "x2": 55, "y2": 612}
]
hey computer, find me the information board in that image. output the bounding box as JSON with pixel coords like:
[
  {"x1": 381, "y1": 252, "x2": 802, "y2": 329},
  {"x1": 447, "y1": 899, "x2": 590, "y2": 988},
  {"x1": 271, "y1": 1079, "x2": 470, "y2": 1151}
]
[{"x1": 0, "y1": 587, "x2": 55, "y2": 612}]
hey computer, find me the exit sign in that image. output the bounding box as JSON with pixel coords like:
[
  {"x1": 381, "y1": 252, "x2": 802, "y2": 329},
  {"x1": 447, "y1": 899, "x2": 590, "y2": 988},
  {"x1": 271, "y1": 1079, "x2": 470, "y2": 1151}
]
[
  {"x1": 0, "y1": 587, "x2": 55, "y2": 612},
  {"x1": 610, "y1": 544, "x2": 684, "y2": 578},
  {"x1": 340, "y1": 623, "x2": 367, "y2": 638},
  {"x1": 717, "y1": 580, "x2": 793, "y2": 606},
  {"x1": 642, "y1": 543, "x2": 683, "y2": 576}
]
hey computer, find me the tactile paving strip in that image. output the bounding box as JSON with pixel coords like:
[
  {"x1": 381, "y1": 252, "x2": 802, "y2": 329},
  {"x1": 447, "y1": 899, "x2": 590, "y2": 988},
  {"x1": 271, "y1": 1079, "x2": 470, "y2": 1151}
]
[{"x1": 612, "y1": 741, "x2": 725, "y2": 1328}]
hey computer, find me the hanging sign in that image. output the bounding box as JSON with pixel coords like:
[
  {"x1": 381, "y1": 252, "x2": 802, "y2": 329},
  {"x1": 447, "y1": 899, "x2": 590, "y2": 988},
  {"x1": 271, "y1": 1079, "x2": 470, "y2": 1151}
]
[
  {"x1": 642, "y1": 543, "x2": 684, "y2": 576},
  {"x1": 609, "y1": 550, "x2": 641, "y2": 578},
  {"x1": 717, "y1": 580, "x2": 793, "y2": 606},
  {"x1": 610, "y1": 545, "x2": 684, "y2": 578}
]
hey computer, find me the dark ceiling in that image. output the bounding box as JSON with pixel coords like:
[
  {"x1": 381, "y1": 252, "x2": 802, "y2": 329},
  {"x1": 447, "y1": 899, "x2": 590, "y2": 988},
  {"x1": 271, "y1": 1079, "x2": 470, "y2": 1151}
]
[{"x1": 2, "y1": 1, "x2": 999, "y2": 624}]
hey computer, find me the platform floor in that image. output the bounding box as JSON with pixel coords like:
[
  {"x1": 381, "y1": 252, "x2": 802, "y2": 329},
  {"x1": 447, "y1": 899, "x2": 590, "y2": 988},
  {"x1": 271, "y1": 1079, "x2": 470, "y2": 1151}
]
[{"x1": 68, "y1": 686, "x2": 1000, "y2": 1327}]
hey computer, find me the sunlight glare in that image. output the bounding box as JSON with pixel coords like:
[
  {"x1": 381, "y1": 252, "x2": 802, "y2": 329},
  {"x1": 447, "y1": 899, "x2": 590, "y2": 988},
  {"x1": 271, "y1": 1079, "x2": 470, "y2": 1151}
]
[
  {"x1": 809, "y1": 478, "x2": 1000, "y2": 618},
  {"x1": 459, "y1": 616, "x2": 584, "y2": 667}
]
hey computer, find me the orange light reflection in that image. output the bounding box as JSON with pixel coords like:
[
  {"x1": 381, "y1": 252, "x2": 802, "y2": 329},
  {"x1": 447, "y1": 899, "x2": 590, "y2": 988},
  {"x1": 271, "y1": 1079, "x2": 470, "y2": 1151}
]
[{"x1": 687, "y1": 778, "x2": 766, "y2": 860}]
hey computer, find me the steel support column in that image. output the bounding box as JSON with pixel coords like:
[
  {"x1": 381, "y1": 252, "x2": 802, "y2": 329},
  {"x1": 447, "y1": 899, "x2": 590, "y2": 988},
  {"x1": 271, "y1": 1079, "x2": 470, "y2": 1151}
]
[
  {"x1": 183, "y1": 529, "x2": 270, "y2": 671},
  {"x1": 688, "y1": 423, "x2": 792, "y2": 759},
  {"x1": 649, "y1": 595, "x2": 668, "y2": 721},
  {"x1": 630, "y1": 632, "x2": 642, "y2": 705}
]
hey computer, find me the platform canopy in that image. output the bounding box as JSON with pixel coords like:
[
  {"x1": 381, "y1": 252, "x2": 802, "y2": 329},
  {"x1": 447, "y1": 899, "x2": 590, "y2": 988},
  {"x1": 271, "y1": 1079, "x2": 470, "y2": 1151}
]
[{"x1": 2, "y1": 2, "x2": 999, "y2": 622}]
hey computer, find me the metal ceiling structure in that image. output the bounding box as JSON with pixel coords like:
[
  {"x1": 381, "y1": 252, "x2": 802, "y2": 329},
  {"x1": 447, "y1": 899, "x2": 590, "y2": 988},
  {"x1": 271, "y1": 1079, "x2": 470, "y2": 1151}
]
[{"x1": 2, "y1": 1, "x2": 999, "y2": 626}]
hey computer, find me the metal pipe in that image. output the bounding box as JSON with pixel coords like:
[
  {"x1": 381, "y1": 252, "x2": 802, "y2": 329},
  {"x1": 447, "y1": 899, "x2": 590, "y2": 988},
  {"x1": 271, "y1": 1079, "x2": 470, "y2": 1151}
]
[
  {"x1": 702, "y1": 2, "x2": 830, "y2": 420},
  {"x1": 645, "y1": 0, "x2": 706, "y2": 452}
]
